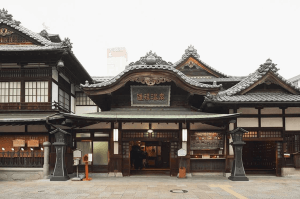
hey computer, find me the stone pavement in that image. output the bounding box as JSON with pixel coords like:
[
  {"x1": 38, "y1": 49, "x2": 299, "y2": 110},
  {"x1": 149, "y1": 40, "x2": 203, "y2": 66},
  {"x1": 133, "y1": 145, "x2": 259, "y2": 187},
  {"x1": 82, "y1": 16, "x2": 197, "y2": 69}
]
[{"x1": 1, "y1": 175, "x2": 300, "y2": 199}]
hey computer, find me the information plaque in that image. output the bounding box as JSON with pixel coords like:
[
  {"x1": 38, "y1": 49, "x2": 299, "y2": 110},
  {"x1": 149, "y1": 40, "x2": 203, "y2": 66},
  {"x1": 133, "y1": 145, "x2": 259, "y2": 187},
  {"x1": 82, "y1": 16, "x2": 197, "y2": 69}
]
[{"x1": 131, "y1": 85, "x2": 170, "y2": 107}]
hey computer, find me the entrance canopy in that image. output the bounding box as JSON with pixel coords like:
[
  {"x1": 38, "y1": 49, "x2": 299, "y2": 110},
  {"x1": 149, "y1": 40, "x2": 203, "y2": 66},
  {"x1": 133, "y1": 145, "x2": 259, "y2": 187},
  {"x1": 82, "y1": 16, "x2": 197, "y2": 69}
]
[{"x1": 63, "y1": 108, "x2": 239, "y2": 127}]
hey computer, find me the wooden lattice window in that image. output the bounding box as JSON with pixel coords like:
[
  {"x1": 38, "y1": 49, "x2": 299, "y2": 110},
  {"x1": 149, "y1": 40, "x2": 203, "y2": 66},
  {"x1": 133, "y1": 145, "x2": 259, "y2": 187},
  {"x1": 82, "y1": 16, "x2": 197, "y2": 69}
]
[
  {"x1": 0, "y1": 82, "x2": 21, "y2": 102},
  {"x1": 170, "y1": 142, "x2": 178, "y2": 158},
  {"x1": 243, "y1": 131, "x2": 258, "y2": 138},
  {"x1": 76, "y1": 92, "x2": 95, "y2": 105},
  {"x1": 122, "y1": 142, "x2": 129, "y2": 158},
  {"x1": 25, "y1": 81, "x2": 48, "y2": 102},
  {"x1": 152, "y1": 132, "x2": 178, "y2": 138},
  {"x1": 285, "y1": 133, "x2": 300, "y2": 153},
  {"x1": 122, "y1": 132, "x2": 149, "y2": 138},
  {"x1": 260, "y1": 131, "x2": 281, "y2": 138}
]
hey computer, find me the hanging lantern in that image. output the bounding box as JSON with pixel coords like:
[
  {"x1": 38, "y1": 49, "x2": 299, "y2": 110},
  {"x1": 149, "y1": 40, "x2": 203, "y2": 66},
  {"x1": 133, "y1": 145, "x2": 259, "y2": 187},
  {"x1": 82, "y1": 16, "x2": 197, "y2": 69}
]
[{"x1": 57, "y1": 59, "x2": 64, "y2": 67}]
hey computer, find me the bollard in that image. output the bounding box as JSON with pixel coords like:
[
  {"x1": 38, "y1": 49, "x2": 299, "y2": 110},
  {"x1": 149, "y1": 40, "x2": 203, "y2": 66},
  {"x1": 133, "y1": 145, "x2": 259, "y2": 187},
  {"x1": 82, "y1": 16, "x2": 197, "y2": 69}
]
[{"x1": 43, "y1": 141, "x2": 51, "y2": 179}]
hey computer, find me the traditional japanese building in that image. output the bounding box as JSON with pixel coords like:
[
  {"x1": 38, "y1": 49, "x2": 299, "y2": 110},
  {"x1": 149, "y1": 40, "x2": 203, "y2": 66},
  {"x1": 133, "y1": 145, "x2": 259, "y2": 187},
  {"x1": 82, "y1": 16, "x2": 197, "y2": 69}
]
[
  {"x1": 0, "y1": 9, "x2": 93, "y2": 180},
  {"x1": 1, "y1": 8, "x2": 300, "y2": 180},
  {"x1": 62, "y1": 47, "x2": 300, "y2": 177}
]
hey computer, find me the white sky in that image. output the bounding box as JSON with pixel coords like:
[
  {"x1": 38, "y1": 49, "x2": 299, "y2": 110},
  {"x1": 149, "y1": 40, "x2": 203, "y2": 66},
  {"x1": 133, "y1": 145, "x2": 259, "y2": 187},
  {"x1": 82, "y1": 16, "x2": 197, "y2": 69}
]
[{"x1": 3, "y1": 0, "x2": 300, "y2": 79}]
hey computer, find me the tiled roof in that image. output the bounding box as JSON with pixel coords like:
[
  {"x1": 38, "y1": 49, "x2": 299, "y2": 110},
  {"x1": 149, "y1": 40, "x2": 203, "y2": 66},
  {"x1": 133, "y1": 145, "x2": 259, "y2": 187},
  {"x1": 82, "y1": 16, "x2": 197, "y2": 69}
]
[
  {"x1": 0, "y1": 45, "x2": 63, "y2": 51},
  {"x1": 0, "y1": 19, "x2": 62, "y2": 47},
  {"x1": 63, "y1": 107, "x2": 239, "y2": 121},
  {"x1": 92, "y1": 76, "x2": 114, "y2": 83},
  {"x1": 214, "y1": 93, "x2": 300, "y2": 102},
  {"x1": 81, "y1": 51, "x2": 222, "y2": 89},
  {"x1": 217, "y1": 59, "x2": 300, "y2": 97},
  {"x1": 173, "y1": 45, "x2": 229, "y2": 77},
  {"x1": 192, "y1": 76, "x2": 245, "y2": 83}
]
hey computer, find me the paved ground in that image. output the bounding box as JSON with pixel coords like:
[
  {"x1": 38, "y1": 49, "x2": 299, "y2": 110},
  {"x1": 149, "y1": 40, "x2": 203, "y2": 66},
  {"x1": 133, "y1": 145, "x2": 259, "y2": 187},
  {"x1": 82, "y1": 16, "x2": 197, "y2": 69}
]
[{"x1": 1, "y1": 175, "x2": 300, "y2": 199}]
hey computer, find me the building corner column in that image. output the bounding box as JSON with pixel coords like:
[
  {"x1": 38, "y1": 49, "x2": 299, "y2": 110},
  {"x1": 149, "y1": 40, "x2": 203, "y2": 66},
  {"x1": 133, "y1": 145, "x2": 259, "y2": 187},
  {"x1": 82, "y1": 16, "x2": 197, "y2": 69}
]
[{"x1": 43, "y1": 141, "x2": 51, "y2": 179}]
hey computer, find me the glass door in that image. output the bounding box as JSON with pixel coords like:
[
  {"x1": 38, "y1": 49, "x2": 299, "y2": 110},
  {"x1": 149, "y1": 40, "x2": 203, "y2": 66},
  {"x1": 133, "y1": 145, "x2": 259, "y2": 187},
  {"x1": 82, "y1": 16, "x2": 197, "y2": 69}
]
[{"x1": 92, "y1": 141, "x2": 109, "y2": 172}]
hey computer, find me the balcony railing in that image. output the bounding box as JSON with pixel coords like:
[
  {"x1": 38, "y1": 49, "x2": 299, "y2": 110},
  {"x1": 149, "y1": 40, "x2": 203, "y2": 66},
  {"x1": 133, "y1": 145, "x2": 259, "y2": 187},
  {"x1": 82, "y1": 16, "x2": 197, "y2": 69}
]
[
  {"x1": 0, "y1": 101, "x2": 74, "y2": 113},
  {"x1": 0, "y1": 151, "x2": 44, "y2": 168},
  {"x1": 0, "y1": 68, "x2": 52, "y2": 78}
]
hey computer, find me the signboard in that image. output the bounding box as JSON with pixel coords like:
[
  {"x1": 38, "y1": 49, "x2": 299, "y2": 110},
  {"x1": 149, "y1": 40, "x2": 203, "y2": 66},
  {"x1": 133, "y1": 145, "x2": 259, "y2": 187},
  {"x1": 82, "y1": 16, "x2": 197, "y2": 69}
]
[
  {"x1": 190, "y1": 132, "x2": 224, "y2": 150},
  {"x1": 131, "y1": 85, "x2": 170, "y2": 107},
  {"x1": 73, "y1": 149, "x2": 82, "y2": 159},
  {"x1": 13, "y1": 139, "x2": 25, "y2": 147},
  {"x1": 27, "y1": 140, "x2": 39, "y2": 147},
  {"x1": 177, "y1": 148, "x2": 187, "y2": 157},
  {"x1": 88, "y1": 153, "x2": 93, "y2": 162}
]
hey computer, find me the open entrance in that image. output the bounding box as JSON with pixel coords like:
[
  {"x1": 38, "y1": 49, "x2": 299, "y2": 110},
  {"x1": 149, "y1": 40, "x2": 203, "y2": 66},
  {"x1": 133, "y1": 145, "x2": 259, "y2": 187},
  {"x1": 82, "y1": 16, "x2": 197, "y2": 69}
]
[
  {"x1": 242, "y1": 141, "x2": 276, "y2": 175},
  {"x1": 129, "y1": 141, "x2": 171, "y2": 176}
]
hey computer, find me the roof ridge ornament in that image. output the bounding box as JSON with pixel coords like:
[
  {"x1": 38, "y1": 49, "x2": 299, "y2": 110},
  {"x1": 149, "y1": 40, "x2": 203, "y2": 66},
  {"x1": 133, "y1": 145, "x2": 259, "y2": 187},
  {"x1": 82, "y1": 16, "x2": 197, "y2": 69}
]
[
  {"x1": 39, "y1": 29, "x2": 50, "y2": 40},
  {"x1": 129, "y1": 51, "x2": 172, "y2": 66},
  {"x1": 258, "y1": 58, "x2": 279, "y2": 73},
  {"x1": 62, "y1": 37, "x2": 73, "y2": 50},
  {"x1": 182, "y1": 45, "x2": 200, "y2": 59},
  {"x1": 0, "y1": 8, "x2": 21, "y2": 26}
]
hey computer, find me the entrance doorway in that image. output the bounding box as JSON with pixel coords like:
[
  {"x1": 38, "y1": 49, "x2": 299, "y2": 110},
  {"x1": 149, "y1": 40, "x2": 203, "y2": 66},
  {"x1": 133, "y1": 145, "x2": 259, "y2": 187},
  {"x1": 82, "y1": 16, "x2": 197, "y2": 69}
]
[
  {"x1": 242, "y1": 141, "x2": 276, "y2": 174},
  {"x1": 76, "y1": 141, "x2": 109, "y2": 172},
  {"x1": 129, "y1": 141, "x2": 170, "y2": 175}
]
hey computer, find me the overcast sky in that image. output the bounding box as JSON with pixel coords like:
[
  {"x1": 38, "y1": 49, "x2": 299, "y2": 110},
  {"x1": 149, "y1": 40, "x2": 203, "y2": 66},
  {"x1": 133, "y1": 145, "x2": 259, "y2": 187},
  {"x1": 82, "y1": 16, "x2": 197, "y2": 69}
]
[{"x1": 3, "y1": 0, "x2": 300, "y2": 79}]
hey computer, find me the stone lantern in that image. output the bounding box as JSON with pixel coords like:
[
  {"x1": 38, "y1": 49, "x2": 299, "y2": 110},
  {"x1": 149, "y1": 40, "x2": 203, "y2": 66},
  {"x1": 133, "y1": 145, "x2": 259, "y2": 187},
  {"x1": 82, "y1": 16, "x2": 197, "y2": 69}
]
[
  {"x1": 49, "y1": 127, "x2": 70, "y2": 181},
  {"x1": 228, "y1": 127, "x2": 249, "y2": 181}
]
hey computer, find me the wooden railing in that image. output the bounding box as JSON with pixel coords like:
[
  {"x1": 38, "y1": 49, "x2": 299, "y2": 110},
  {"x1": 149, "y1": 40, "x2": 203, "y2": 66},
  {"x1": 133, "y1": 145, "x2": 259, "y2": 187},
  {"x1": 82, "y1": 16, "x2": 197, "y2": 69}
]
[
  {"x1": 0, "y1": 68, "x2": 52, "y2": 78},
  {"x1": 0, "y1": 151, "x2": 44, "y2": 168},
  {"x1": 0, "y1": 101, "x2": 74, "y2": 113}
]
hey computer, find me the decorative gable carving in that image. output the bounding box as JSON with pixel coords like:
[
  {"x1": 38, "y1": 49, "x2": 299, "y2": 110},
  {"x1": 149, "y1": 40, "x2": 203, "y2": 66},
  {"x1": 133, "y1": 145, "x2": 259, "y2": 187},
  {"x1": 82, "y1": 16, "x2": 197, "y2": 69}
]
[
  {"x1": 178, "y1": 57, "x2": 219, "y2": 77},
  {"x1": 130, "y1": 76, "x2": 172, "y2": 86},
  {"x1": 0, "y1": 27, "x2": 33, "y2": 45}
]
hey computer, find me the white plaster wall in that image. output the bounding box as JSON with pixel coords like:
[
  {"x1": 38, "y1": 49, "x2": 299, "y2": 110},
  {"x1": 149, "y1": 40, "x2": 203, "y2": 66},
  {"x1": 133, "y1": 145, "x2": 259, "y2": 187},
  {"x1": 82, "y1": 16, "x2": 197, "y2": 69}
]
[
  {"x1": 52, "y1": 82, "x2": 58, "y2": 103},
  {"x1": 52, "y1": 67, "x2": 58, "y2": 82},
  {"x1": 152, "y1": 123, "x2": 179, "y2": 129},
  {"x1": 79, "y1": 122, "x2": 111, "y2": 129},
  {"x1": 285, "y1": 117, "x2": 300, "y2": 131},
  {"x1": 59, "y1": 73, "x2": 70, "y2": 83},
  {"x1": 261, "y1": 118, "x2": 283, "y2": 127},
  {"x1": 71, "y1": 84, "x2": 75, "y2": 95},
  {"x1": 75, "y1": 106, "x2": 97, "y2": 114},
  {"x1": 286, "y1": 107, "x2": 300, "y2": 114},
  {"x1": 237, "y1": 118, "x2": 258, "y2": 127},
  {"x1": 27, "y1": 125, "x2": 48, "y2": 132},
  {"x1": 190, "y1": 123, "x2": 222, "y2": 130},
  {"x1": 122, "y1": 123, "x2": 149, "y2": 129},
  {"x1": 237, "y1": 108, "x2": 258, "y2": 114},
  {"x1": 71, "y1": 96, "x2": 75, "y2": 113},
  {"x1": 229, "y1": 123, "x2": 234, "y2": 131},
  {"x1": 0, "y1": 126, "x2": 25, "y2": 132},
  {"x1": 261, "y1": 108, "x2": 282, "y2": 114}
]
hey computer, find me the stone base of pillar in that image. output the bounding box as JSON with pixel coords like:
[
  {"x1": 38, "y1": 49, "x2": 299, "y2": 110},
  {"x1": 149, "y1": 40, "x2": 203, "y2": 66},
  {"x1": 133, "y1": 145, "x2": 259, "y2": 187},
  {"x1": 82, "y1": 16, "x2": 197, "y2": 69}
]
[
  {"x1": 186, "y1": 173, "x2": 192, "y2": 178},
  {"x1": 115, "y1": 172, "x2": 123, "y2": 177},
  {"x1": 223, "y1": 173, "x2": 231, "y2": 177},
  {"x1": 228, "y1": 176, "x2": 249, "y2": 181},
  {"x1": 108, "y1": 172, "x2": 123, "y2": 177},
  {"x1": 50, "y1": 176, "x2": 70, "y2": 181}
]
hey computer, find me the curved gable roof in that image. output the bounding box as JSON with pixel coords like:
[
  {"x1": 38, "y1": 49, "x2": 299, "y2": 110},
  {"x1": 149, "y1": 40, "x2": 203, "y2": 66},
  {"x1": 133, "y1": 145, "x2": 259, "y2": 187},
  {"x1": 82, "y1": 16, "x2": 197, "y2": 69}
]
[
  {"x1": 81, "y1": 51, "x2": 222, "y2": 95},
  {"x1": 204, "y1": 59, "x2": 300, "y2": 103},
  {"x1": 173, "y1": 45, "x2": 229, "y2": 78}
]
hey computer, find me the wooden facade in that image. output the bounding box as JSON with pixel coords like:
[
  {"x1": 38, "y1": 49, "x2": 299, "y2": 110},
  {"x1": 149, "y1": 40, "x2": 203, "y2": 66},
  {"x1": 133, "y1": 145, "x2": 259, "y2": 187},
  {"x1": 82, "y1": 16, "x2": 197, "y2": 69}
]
[{"x1": 1, "y1": 9, "x2": 300, "y2": 178}]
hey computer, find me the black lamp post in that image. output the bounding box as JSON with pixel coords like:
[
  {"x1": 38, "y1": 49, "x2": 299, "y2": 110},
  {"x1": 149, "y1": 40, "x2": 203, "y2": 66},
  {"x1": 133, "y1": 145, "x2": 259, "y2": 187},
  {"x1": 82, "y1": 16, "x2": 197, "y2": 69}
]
[
  {"x1": 228, "y1": 127, "x2": 249, "y2": 181},
  {"x1": 50, "y1": 127, "x2": 70, "y2": 181}
]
